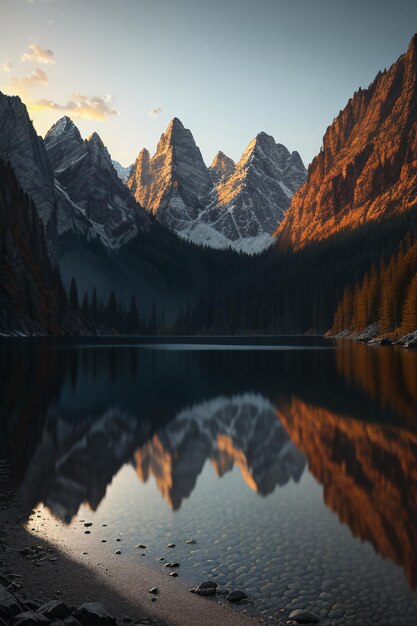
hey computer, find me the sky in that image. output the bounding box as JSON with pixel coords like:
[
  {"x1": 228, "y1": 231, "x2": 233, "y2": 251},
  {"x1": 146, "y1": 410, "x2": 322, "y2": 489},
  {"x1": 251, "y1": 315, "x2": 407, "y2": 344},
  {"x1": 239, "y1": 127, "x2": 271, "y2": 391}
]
[{"x1": 0, "y1": 0, "x2": 416, "y2": 168}]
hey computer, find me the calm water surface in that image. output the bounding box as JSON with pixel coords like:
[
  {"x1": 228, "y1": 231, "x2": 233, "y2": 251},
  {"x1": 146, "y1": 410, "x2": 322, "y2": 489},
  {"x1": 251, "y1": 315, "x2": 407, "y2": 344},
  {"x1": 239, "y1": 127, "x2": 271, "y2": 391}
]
[{"x1": 1, "y1": 337, "x2": 417, "y2": 625}]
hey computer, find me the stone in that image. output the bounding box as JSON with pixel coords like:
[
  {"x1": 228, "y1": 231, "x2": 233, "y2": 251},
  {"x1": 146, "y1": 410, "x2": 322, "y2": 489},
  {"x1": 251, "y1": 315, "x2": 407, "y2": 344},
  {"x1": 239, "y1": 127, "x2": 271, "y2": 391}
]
[
  {"x1": 19, "y1": 548, "x2": 34, "y2": 558},
  {"x1": 196, "y1": 581, "x2": 217, "y2": 590},
  {"x1": 0, "y1": 585, "x2": 22, "y2": 619},
  {"x1": 166, "y1": 543, "x2": 175, "y2": 548},
  {"x1": 114, "y1": 550, "x2": 121, "y2": 555},
  {"x1": 83, "y1": 523, "x2": 92, "y2": 528},
  {"x1": 226, "y1": 591, "x2": 248, "y2": 603},
  {"x1": 11, "y1": 611, "x2": 50, "y2": 625},
  {"x1": 185, "y1": 539, "x2": 196, "y2": 544},
  {"x1": 288, "y1": 609, "x2": 320, "y2": 624},
  {"x1": 169, "y1": 572, "x2": 178, "y2": 577},
  {"x1": 74, "y1": 603, "x2": 117, "y2": 626},
  {"x1": 37, "y1": 600, "x2": 71, "y2": 620},
  {"x1": 216, "y1": 588, "x2": 230, "y2": 596},
  {"x1": 149, "y1": 588, "x2": 158, "y2": 595},
  {"x1": 135, "y1": 545, "x2": 146, "y2": 549},
  {"x1": 194, "y1": 588, "x2": 216, "y2": 596}
]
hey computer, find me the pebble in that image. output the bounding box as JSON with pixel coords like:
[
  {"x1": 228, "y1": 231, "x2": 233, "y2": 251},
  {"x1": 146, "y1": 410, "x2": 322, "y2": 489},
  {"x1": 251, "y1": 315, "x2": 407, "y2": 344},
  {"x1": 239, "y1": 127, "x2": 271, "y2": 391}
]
[
  {"x1": 135, "y1": 544, "x2": 147, "y2": 549},
  {"x1": 166, "y1": 543, "x2": 176, "y2": 548},
  {"x1": 149, "y1": 588, "x2": 158, "y2": 595},
  {"x1": 114, "y1": 550, "x2": 121, "y2": 555},
  {"x1": 84, "y1": 523, "x2": 92, "y2": 528},
  {"x1": 169, "y1": 572, "x2": 178, "y2": 577},
  {"x1": 185, "y1": 539, "x2": 196, "y2": 544}
]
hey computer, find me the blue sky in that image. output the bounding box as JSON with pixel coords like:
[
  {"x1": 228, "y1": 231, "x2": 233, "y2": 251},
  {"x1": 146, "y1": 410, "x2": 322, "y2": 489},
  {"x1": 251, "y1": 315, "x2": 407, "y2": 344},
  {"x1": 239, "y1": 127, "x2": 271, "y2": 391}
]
[{"x1": 1, "y1": 0, "x2": 416, "y2": 167}]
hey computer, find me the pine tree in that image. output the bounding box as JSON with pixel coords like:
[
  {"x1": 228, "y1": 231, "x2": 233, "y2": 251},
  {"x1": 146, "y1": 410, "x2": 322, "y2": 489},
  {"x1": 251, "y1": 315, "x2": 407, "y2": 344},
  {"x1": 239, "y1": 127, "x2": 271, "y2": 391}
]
[
  {"x1": 106, "y1": 291, "x2": 117, "y2": 330},
  {"x1": 401, "y1": 273, "x2": 417, "y2": 334},
  {"x1": 69, "y1": 277, "x2": 79, "y2": 312},
  {"x1": 81, "y1": 293, "x2": 90, "y2": 319},
  {"x1": 91, "y1": 289, "x2": 98, "y2": 325}
]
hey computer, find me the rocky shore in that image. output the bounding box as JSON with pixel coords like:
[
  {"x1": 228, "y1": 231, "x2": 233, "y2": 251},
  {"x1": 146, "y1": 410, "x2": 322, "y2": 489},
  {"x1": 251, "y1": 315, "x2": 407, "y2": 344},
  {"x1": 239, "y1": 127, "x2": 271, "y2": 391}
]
[
  {"x1": 1, "y1": 460, "x2": 290, "y2": 626},
  {"x1": 326, "y1": 324, "x2": 417, "y2": 348}
]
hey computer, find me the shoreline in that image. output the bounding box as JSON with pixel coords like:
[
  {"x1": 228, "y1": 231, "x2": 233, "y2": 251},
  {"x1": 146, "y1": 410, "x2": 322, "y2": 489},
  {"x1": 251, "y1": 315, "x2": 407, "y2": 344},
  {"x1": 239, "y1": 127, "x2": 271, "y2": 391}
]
[{"x1": 0, "y1": 470, "x2": 268, "y2": 626}]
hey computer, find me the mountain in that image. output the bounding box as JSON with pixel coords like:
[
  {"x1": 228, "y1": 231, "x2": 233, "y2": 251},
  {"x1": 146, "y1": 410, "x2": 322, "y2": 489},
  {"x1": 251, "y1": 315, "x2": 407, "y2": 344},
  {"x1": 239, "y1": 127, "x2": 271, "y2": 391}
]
[
  {"x1": 45, "y1": 116, "x2": 148, "y2": 248},
  {"x1": 128, "y1": 117, "x2": 212, "y2": 230},
  {"x1": 209, "y1": 151, "x2": 235, "y2": 184},
  {"x1": 0, "y1": 159, "x2": 71, "y2": 335},
  {"x1": 0, "y1": 92, "x2": 58, "y2": 251},
  {"x1": 128, "y1": 120, "x2": 306, "y2": 253},
  {"x1": 276, "y1": 34, "x2": 417, "y2": 251},
  {"x1": 190, "y1": 133, "x2": 307, "y2": 252},
  {"x1": 111, "y1": 159, "x2": 133, "y2": 181}
]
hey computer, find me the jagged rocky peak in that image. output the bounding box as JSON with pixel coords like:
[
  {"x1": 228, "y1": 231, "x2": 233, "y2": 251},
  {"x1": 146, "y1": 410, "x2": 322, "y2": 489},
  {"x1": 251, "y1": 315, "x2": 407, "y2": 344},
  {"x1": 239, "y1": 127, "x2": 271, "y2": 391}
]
[
  {"x1": 86, "y1": 131, "x2": 114, "y2": 168},
  {"x1": 275, "y1": 33, "x2": 417, "y2": 251},
  {"x1": 128, "y1": 117, "x2": 212, "y2": 225},
  {"x1": 45, "y1": 117, "x2": 148, "y2": 248},
  {"x1": 128, "y1": 148, "x2": 151, "y2": 206},
  {"x1": 45, "y1": 115, "x2": 85, "y2": 173},
  {"x1": 210, "y1": 151, "x2": 235, "y2": 184}
]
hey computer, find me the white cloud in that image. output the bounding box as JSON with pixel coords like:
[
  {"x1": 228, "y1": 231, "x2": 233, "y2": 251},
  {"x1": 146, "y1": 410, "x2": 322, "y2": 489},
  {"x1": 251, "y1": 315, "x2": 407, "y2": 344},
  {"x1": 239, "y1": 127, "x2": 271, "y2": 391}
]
[
  {"x1": 35, "y1": 93, "x2": 119, "y2": 120},
  {"x1": 22, "y1": 43, "x2": 55, "y2": 65},
  {"x1": 148, "y1": 107, "x2": 162, "y2": 117},
  {"x1": 1, "y1": 60, "x2": 12, "y2": 73},
  {"x1": 9, "y1": 68, "x2": 48, "y2": 91}
]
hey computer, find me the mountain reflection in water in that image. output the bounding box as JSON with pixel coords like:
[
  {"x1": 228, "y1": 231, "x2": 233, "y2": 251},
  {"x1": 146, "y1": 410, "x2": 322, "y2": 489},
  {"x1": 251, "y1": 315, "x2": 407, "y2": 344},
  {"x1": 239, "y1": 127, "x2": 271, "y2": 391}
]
[{"x1": 1, "y1": 337, "x2": 417, "y2": 591}]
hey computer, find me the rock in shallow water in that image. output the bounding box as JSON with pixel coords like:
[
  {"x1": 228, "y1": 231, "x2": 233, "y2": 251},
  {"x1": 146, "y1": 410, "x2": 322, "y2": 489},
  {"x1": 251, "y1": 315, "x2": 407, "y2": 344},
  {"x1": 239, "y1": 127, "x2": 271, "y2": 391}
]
[
  {"x1": 288, "y1": 609, "x2": 320, "y2": 624},
  {"x1": 226, "y1": 591, "x2": 248, "y2": 603}
]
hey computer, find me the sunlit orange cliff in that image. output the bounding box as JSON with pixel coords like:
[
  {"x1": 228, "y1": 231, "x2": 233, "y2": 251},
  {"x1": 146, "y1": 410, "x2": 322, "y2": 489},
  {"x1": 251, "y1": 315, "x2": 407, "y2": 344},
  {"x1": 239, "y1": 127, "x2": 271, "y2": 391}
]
[{"x1": 275, "y1": 34, "x2": 417, "y2": 250}]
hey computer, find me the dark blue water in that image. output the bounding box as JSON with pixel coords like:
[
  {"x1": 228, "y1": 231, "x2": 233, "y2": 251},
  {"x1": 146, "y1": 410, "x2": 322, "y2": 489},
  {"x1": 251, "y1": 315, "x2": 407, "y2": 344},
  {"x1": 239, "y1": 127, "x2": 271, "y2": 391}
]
[{"x1": 1, "y1": 337, "x2": 417, "y2": 625}]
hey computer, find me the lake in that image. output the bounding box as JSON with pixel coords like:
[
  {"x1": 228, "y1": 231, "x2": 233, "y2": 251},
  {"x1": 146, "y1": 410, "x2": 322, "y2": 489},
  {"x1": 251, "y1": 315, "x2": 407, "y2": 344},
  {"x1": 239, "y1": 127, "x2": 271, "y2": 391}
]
[{"x1": 1, "y1": 336, "x2": 417, "y2": 625}]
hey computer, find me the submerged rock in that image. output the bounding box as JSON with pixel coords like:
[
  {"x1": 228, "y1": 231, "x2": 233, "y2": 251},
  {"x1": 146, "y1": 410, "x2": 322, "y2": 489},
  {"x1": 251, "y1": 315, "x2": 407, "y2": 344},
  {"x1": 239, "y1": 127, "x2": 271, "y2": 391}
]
[{"x1": 288, "y1": 609, "x2": 320, "y2": 624}]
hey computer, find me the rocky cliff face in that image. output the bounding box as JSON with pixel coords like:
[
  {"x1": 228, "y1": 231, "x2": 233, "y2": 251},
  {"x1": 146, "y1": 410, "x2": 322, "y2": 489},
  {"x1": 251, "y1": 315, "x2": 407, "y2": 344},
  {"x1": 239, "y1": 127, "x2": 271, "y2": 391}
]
[
  {"x1": 45, "y1": 117, "x2": 148, "y2": 248},
  {"x1": 0, "y1": 160, "x2": 68, "y2": 334},
  {"x1": 0, "y1": 92, "x2": 58, "y2": 250},
  {"x1": 195, "y1": 133, "x2": 306, "y2": 251},
  {"x1": 276, "y1": 34, "x2": 417, "y2": 250},
  {"x1": 128, "y1": 117, "x2": 212, "y2": 232},
  {"x1": 128, "y1": 120, "x2": 306, "y2": 253},
  {"x1": 278, "y1": 397, "x2": 417, "y2": 589},
  {"x1": 134, "y1": 394, "x2": 305, "y2": 510}
]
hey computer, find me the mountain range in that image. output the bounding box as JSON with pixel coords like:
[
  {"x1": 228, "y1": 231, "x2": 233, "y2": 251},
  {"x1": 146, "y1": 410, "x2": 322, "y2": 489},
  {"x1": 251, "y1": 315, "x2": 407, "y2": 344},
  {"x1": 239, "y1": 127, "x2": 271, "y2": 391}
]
[
  {"x1": 0, "y1": 34, "x2": 416, "y2": 337},
  {"x1": 128, "y1": 118, "x2": 306, "y2": 252}
]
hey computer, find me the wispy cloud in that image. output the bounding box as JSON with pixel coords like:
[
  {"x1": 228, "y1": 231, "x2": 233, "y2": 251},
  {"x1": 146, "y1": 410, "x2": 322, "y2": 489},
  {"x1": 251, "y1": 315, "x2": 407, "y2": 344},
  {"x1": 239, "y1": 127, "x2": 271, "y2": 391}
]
[
  {"x1": 34, "y1": 93, "x2": 119, "y2": 120},
  {"x1": 1, "y1": 60, "x2": 12, "y2": 73},
  {"x1": 22, "y1": 43, "x2": 55, "y2": 65},
  {"x1": 148, "y1": 107, "x2": 162, "y2": 117},
  {"x1": 9, "y1": 68, "x2": 48, "y2": 91}
]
